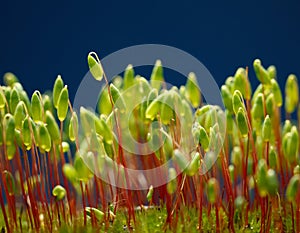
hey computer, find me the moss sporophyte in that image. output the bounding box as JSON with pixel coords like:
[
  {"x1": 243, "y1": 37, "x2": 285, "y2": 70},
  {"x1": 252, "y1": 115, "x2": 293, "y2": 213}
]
[{"x1": 0, "y1": 54, "x2": 300, "y2": 233}]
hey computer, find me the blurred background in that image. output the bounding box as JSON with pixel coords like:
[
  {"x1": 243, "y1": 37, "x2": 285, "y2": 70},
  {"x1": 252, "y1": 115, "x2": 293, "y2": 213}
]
[{"x1": 0, "y1": 0, "x2": 299, "y2": 100}]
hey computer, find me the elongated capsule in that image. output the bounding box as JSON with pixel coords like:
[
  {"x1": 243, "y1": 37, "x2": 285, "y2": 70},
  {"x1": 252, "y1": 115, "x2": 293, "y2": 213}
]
[
  {"x1": 31, "y1": 91, "x2": 43, "y2": 123},
  {"x1": 69, "y1": 112, "x2": 78, "y2": 142},
  {"x1": 256, "y1": 159, "x2": 268, "y2": 197},
  {"x1": 63, "y1": 164, "x2": 78, "y2": 183},
  {"x1": 53, "y1": 75, "x2": 64, "y2": 109},
  {"x1": 57, "y1": 86, "x2": 69, "y2": 122},
  {"x1": 88, "y1": 52, "x2": 103, "y2": 81},
  {"x1": 285, "y1": 74, "x2": 299, "y2": 114},
  {"x1": 110, "y1": 83, "x2": 126, "y2": 112},
  {"x1": 173, "y1": 149, "x2": 189, "y2": 172},
  {"x1": 269, "y1": 146, "x2": 277, "y2": 170},
  {"x1": 45, "y1": 110, "x2": 60, "y2": 143},
  {"x1": 38, "y1": 124, "x2": 51, "y2": 152},
  {"x1": 85, "y1": 207, "x2": 104, "y2": 221},
  {"x1": 267, "y1": 65, "x2": 277, "y2": 80},
  {"x1": 74, "y1": 155, "x2": 92, "y2": 182},
  {"x1": 253, "y1": 59, "x2": 271, "y2": 85},
  {"x1": 266, "y1": 93, "x2": 275, "y2": 117},
  {"x1": 10, "y1": 87, "x2": 20, "y2": 114},
  {"x1": 221, "y1": 85, "x2": 233, "y2": 112},
  {"x1": 185, "y1": 72, "x2": 201, "y2": 108},
  {"x1": 262, "y1": 115, "x2": 271, "y2": 142},
  {"x1": 123, "y1": 64, "x2": 135, "y2": 89},
  {"x1": 207, "y1": 178, "x2": 219, "y2": 204},
  {"x1": 266, "y1": 169, "x2": 279, "y2": 196},
  {"x1": 234, "y1": 67, "x2": 251, "y2": 100},
  {"x1": 270, "y1": 79, "x2": 282, "y2": 107},
  {"x1": 232, "y1": 90, "x2": 245, "y2": 115},
  {"x1": 3, "y1": 72, "x2": 19, "y2": 86},
  {"x1": 0, "y1": 87, "x2": 6, "y2": 109},
  {"x1": 251, "y1": 93, "x2": 264, "y2": 120},
  {"x1": 14, "y1": 101, "x2": 26, "y2": 129},
  {"x1": 286, "y1": 175, "x2": 300, "y2": 202},
  {"x1": 160, "y1": 93, "x2": 174, "y2": 125},
  {"x1": 22, "y1": 116, "x2": 32, "y2": 149},
  {"x1": 98, "y1": 87, "x2": 112, "y2": 115},
  {"x1": 236, "y1": 107, "x2": 249, "y2": 137},
  {"x1": 3, "y1": 114, "x2": 15, "y2": 145},
  {"x1": 185, "y1": 152, "x2": 200, "y2": 176},
  {"x1": 150, "y1": 60, "x2": 164, "y2": 91},
  {"x1": 166, "y1": 168, "x2": 177, "y2": 194}
]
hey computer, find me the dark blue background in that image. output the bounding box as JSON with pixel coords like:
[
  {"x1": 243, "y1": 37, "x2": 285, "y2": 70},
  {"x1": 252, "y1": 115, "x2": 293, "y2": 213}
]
[{"x1": 1, "y1": 0, "x2": 299, "y2": 100}]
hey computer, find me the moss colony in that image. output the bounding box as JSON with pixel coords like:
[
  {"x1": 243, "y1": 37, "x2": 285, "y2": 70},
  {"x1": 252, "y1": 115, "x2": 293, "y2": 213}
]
[{"x1": 0, "y1": 53, "x2": 300, "y2": 232}]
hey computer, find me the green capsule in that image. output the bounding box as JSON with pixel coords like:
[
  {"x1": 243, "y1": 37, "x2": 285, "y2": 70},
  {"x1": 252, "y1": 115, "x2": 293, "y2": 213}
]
[
  {"x1": 3, "y1": 114, "x2": 15, "y2": 145},
  {"x1": 251, "y1": 93, "x2": 264, "y2": 120},
  {"x1": 267, "y1": 65, "x2": 277, "y2": 80},
  {"x1": 146, "y1": 185, "x2": 154, "y2": 202},
  {"x1": 266, "y1": 93, "x2": 275, "y2": 117},
  {"x1": 253, "y1": 59, "x2": 271, "y2": 85},
  {"x1": 282, "y1": 120, "x2": 292, "y2": 136},
  {"x1": 234, "y1": 68, "x2": 251, "y2": 100},
  {"x1": 285, "y1": 74, "x2": 299, "y2": 114},
  {"x1": 43, "y1": 94, "x2": 53, "y2": 113},
  {"x1": 266, "y1": 169, "x2": 279, "y2": 196},
  {"x1": 173, "y1": 149, "x2": 189, "y2": 172},
  {"x1": 45, "y1": 110, "x2": 60, "y2": 143},
  {"x1": 185, "y1": 152, "x2": 200, "y2": 176},
  {"x1": 236, "y1": 107, "x2": 249, "y2": 137},
  {"x1": 150, "y1": 60, "x2": 164, "y2": 91},
  {"x1": 69, "y1": 112, "x2": 78, "y2": 142},
  {"x1": 256, "y1": 159, "x2": 268, "y2": 197},
  {"x1": 3, "y1": 72, "x2": 19, "y2": 87},
  {"x1": 270, "y1": 79, "x2": 282, "y2": 107},
  {"x1": 6, "y1": 144, "x2": 16, "y2": 160},
  {"x1": 14, "y1": 101, "x2": 26, "y2": 130},
  {"x1": 85, "y1": 207, "x2": 104, "y2": 222},
  {"x1": 110, "y1": 83, "x2": 126, "y2": 112},
  {"x1": 269, "y1": 146, "x2": 277, "y2": 170},
  {"x1": 160, "y1": 93, "x2": 174, "y2": 125},
  {"x1": 10, "y1": 87, "x2": 20, "y2": 114},
  {"x1": 74, "y1": 155, "x2": 92, "y2": 182},
  {"x1": 226, "y1": 110, "x2": 233, "y2": 133},
  {"x1": 207, "y1": 178, "x2": 219, "y2": 204},
  {"x1": 221, "y1": 85, "x2": 233, "y2": 112},
  {"x1": 63, "y1": 164, "x2": 78, "y2": 183},
  {"x1": 57, "y1": 86, "x2": 69, "y2": 122},
  {"x1": 0, "y1": 87, "x2": 6, "y2": 109},
  {"x1": 52, "y1": 185, "x2": 66, "y2": 201},
  {"x1": 262, "y1": 115, "x2": 271, "y2": 142},
  {"x1": 38, "y1": 124, "x2": 51, "y2": 152},
  {"x1": 98, "y1": 87, "x2": 112, "y2": 115},
  {"x1": 294, "y1": 165, "x2": 300, "y2": 175},
  {"x1": 228, "y1": 165, "x2": 235, "y2": 182},
  {"x1": 225, "y1": 76, "x2": 235, "y2": 93},
  {"x1": 88, "y1": 52, "x2": 103, "y2": 81},
  {"x1": 199, "y1": 125, "x2": 209, "y2": 150},
  {"x1": 286, "y1": 175, "x2": 300, "y2": 203},
  {"x1": 231, "y1": 146, "x2": 242, "y2": 169},
  {"x1": 147, "y1": 88, "x2": 158, "y2": 107},
  {"x1": 80, "y1": 107, "x2": 98, "y2": 136},
  {"x1": 166, "y1": 168, "x2": 177, "y2": 195},
  {"x1": 185, "y1": 72, "x2": 201, "y2": 108},
  {"x1": 53, "y1": 75, "x2": 64, "y2": 109},
  {"x1": 123, "y1": 64, "x2": 135, "y2": 89},
  {"x1": 289, "y1": 126, "x2": 299, "y2": 163},
  {"x1": 145, "y1": 95, "x2": 163, "y2": 120},
  {"x1": 22, "y1": 116, "x2": 32, "y2": 149},
  {"x1": 31, "y1": 91, "x2": 43, "y2": 123},
  {"x1": 232, "y1": 90, "x2": 245, "y2": 115},
  {"x1": 234, "y1": 196, "x2": 246, "y2": 211}
]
